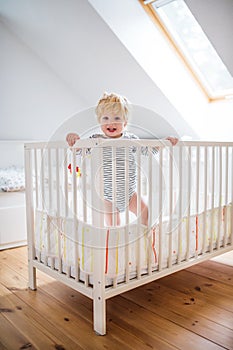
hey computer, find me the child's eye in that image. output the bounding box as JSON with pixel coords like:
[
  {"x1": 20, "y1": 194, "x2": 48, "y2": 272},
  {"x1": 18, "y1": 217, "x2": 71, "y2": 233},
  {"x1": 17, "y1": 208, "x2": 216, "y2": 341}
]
[
  {"x1": 114, "y1": 116, "x2": 121, "y2": 121},
  {"x1": 102, "y1": 116, "x2": 109, "y2": 121}
]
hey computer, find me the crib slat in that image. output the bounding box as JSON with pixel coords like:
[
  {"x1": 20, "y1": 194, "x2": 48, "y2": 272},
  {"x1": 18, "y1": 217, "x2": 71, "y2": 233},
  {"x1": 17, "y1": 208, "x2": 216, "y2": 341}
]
[
  {"x1": 231, "y1": 147, "x2": 233, "y2": 245},
  {"x1": 41, "y1": 149, "x2": 45, "y2": 211},
  {"x1": 38, "y1": 149, "x2": 45, "y2": 260},
  {"x1": 82, "y1": 148, "x2": 87, "y2": 223},
  {"x1": 168, "y1": 146, "x2": 173, "y2": 268},
  {"x1": 158, "y1": 148, "x2": 163, "y2": 271},
  {"x1": 48, "y1": 148, "x2": 53, "y2": 213},
  {"x1": 202, "y1": 146, "x2": 208, "y2": 254},
  {"x1": 225, "y1": 147, "x2": 229, "y2": 206},
  {"x1": 195, "y1": 146, "x2": 200, "y2": 258},
  {"x1": 148, "y1": 148, "x2": 153, "y2": 275},
  {"x1": 217, "y1": 146, "x2": 222, "y2": 250},
  {"x1": 196, "y1": 146, "x2": 200, "y2": 215},
  {"x1": 63, "y1": 148, "x2": 69, "y2": 276},
  {"x1": 136, "y1": 146, "x2": 142, "y2": 279},
  {"x1": 72, "y1": 148, "x2": 79, "y2": 281},
  {"x1": 55, "y1": 149, "x2": 62, "y2": 273},
  {"x1": 210, "y1": 146, "x2": 215, "y2": 253},
  {"x1": 56, "y1": 149, "x2": 61, "y2": 215},
  {"x1": 111, "y1": 146, "x2": 116, "y2": 226},
  {"x1": 108, "y1": 146, "x2": 117, "y2": 289},
  {"x1": 177, "y1": 146, "x2": 183, "y2": 265},
  {"x1": 34, "y1": 149, "x2": 39, "y2": 209},
  {"x1": 44, "y1": 148, "x2": 52, "y2": 267},
  {"x1": 63, "y1": 148, "x2": 69, "y2": 217},
  {"x1": 82, "y1": 147, "x2": 89, "y2": 290},
  {"x1": 90, "y1": 145, "x2": 104, "y2": 227},
  {"x1": 125, "y1": 147, "x2": 130, "y2": 283},
  {"x1": 223, "y1": 147, "x2": 229, "y2": 247},
  {"x1": 186, "y1": 146, "x2": 191, "y2": 261}
]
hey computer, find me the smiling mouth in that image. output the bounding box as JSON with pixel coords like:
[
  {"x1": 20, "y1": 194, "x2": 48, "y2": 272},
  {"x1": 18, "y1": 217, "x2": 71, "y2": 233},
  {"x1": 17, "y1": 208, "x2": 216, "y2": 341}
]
[{"x1": 107, "y1": 127, "x2": 117, "y2": 132}]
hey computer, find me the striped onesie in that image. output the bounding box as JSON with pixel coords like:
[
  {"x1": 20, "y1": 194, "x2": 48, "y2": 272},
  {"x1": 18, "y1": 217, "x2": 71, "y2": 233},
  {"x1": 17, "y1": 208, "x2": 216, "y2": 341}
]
[{"x1": 90, "y1": 131, "x2": 138, "y2": 212}]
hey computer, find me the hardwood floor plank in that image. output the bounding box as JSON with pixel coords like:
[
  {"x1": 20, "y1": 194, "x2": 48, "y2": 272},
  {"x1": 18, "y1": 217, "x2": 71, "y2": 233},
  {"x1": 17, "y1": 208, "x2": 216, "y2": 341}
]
[
  {"x1": 1, "y1": 247, "x2": 58, "y2": 287},
  {"x1": 0, "y1": 249, "x2": 191, "y2": 349},
  {"x1": 158, "y1": 269, "x2": 233, "y2": 312},
  {"x1": 38, "y1": 279, "x2": 221, "y2": 350},
  {"x1": 17, "y1": 289, "x2": 146, "y2": 350},
  {"x1": 0, "y1": 247, "x2": 180, "y2": 349},
  {"x1": 108, "y1": 296, "x2": 215, "y2": 350},
  {"x1": 36, "y1": 282, "x2": 178, "y2": 350},
  {"x1": 30, "y1": 276, "x2": 179, "y2": 350},
  {"x1": 1, "y1": 247, "x2": 233, "y2": 349},
  {"x1": 0, "y1": 314, "x2": 36, "y2": 350},
  {"x1": 31, "y1": 268, "x2": 231, "y2": 349},
  {"x1": 0, "y1": 262, "x2": 144, "y2": 349},
  {"x1": 0, "y1": 283, "x2": 83, "y2": 350},
  {"x1": 1, "y1": 249, "x2": 158, "y2": 349},
  {"x1": 122, "y1": 285, "x2": 232, "y2": 350}
]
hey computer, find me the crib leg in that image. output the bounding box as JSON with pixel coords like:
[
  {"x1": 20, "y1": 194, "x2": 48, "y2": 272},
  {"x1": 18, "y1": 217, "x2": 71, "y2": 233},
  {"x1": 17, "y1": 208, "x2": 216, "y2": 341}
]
[
  {"x1": 28, "y1": 261, "x2": 37, "y2": 290},
  {"x1": 93, "y1": 296, "x2": 106, "y2": 335}
]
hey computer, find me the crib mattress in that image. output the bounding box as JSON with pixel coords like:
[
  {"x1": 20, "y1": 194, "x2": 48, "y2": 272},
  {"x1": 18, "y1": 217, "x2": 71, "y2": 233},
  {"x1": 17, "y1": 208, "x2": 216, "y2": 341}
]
[{"x1": 34, "y1": 204, "x2": 232, "y2": 282}]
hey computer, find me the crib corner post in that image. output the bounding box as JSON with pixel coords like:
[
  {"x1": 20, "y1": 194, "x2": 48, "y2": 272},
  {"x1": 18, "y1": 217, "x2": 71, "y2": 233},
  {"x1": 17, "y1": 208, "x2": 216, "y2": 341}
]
[
  {"x1": 93, "y1": 277, "x2": 106, "y2": 335},
  {"x1": 91, "y1": 141, "x2": 106, "y2": 335},
  {"x1": 25, "y1": 145, "x2": 37, "y2": 291},
  {"x1": 28, "y1": 255, "x2": 37, "y2": 291},
  {"x1": 92, "y1": 221, "x2": 106, "y2": 335},
  {"x1": 92, "y1": 228, "x2": 106, "y2": 335}
]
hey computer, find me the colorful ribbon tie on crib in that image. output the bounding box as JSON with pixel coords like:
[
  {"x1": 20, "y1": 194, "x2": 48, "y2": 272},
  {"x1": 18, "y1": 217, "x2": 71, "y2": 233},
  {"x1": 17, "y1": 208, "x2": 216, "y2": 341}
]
[{"x1": 68, "y1": 163, "x2": 81, "y2": 177}]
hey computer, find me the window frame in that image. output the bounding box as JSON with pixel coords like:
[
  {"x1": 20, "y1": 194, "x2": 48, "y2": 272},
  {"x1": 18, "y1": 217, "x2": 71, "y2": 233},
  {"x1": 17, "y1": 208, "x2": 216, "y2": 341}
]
[{"x1": 139, "y1": 0, "x2": 233, "y2": 102}]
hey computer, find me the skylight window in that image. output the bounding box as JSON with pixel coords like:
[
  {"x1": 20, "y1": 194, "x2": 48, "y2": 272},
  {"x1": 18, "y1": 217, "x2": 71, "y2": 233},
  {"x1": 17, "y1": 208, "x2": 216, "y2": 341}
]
[{"x1": 142, "y1": 0, "x2": 233, "y2": 100}]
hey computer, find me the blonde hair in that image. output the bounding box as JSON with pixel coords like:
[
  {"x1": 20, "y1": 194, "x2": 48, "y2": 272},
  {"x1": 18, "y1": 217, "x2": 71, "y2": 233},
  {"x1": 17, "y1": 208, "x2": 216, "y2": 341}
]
[{"x1": 95, "y1": 92, "x2": 130, "y2": 122}]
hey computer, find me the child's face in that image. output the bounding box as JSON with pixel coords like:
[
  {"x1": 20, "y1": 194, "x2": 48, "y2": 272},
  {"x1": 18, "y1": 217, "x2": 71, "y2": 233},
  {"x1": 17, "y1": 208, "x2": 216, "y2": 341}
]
[{"x1": 100, "y1": 113, "x2": 127, "y2": 138}]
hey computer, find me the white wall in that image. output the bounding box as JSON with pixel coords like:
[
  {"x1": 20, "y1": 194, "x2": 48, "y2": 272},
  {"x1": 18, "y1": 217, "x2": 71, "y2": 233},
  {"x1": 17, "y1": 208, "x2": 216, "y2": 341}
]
[{"x1": 0, "y1": 20, "x2": 86, "y2": 141}]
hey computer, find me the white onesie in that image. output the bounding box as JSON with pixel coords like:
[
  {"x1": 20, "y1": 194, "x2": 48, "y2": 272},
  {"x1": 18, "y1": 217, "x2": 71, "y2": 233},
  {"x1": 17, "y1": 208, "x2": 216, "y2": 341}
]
[{"x1": 90, "y1": 131, "x2": 138, "y2": 212}]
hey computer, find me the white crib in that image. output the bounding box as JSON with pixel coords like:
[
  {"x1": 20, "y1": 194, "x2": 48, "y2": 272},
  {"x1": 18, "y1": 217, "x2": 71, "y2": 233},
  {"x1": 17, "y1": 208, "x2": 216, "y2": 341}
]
[{"x1": 24, "y1": 139, "x2": 233, "y2": 335}]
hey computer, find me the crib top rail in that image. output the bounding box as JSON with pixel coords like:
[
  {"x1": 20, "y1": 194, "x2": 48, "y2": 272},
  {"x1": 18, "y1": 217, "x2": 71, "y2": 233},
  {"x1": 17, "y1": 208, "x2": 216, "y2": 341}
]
[{"x1": 24, "y1": 139, "x2": 233, "y2": 150}]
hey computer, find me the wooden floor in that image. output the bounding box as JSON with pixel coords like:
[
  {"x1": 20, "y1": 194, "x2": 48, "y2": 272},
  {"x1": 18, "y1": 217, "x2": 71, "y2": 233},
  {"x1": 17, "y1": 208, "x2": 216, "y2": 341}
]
[{"x1": 0, "y1": 247, "x2": 233, "y2": 350}]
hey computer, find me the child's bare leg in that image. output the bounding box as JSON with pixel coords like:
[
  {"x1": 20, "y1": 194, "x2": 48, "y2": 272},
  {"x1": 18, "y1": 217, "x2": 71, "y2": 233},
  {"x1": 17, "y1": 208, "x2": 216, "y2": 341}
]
[
  {"x1": 104, "y1": 199, "x2": 120, "y2": 226},
  {"x1": 128, "y1": 192, "x2": 148, "y2": 226}
]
